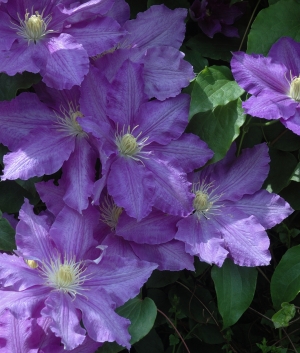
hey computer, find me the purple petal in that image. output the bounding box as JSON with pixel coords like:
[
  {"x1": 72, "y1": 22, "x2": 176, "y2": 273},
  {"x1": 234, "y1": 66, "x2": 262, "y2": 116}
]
[
  {"x1": 122, "y1": 5, "x2": 186, "y2": 51},
  {"x1": 135, "y1": 94, "x2": 190, "y2": 145},
  {"x1": 144, "y1": 158, "x2": 194, "y2": 217},
  {"x1": 0, "y1": 253, "x2": 43, "y2": 291},
  {"x1": 234, "y1": 190, "x2": 293, "y2": 229},
  {"x1": 61, "y1": 138, "x2": 96, "y2": 213},
  {"x1": 268, "y1": 37, "x2": 300, "y2": 77},
  {"x1": 176, "y1": 215, "x2": 228, "y2": 267},
  {"x1": 149, "y1": 133, "x2": 213, "y2": 173},
  {"x1": 107, "y1": 60, "x2": 147, "y2": 126},
  {"x1": 74, "y1": 288, "x2": 131, "y2": 348},
  {"x1": 16, "y1": 199, "x2": 54, "y2": 263},
  {"x1": 65, "y1": 17, "x2": 125, "y2": 57},
  {"x1": 85, "y1": 256, "x2": 157, "y2": 306},
  {"x1": 35, "y1": 180, "x2": 65, "y2": 217},
  {"x1": 142, "y1": 46, "x2": 194, "y2": 100},
  {"x1": 49, "y1": 205, "x2": 99, "y2": 262},
  {"x1": 131, "y1": 240, "x2": 195, "y2": 271},
  {"x1": 0, "y1": 93, "x2": 54, "y2": 151},
  {"x1": 281, "y1": 110, "x2": 300, "y2": 136},
  {"x1": 0, "y1": 286, "x2": 50, "y2": 319},
  {"x1": 2, "y1": 128, "x2": 75, "y2": 180},
  {"x1": 215, "y1": 208, "x2": 271, "y2": 267},
  {"x1": 101, "y1": 233, "x2": 140, "y2": 259},
  {"x1": 231, "y1": 51, "x2": 289, "y2": 96},
  {"x1": 40, "y1": 34, "x2": 89, "y2": 90},
  {"x1": 42, "y1": 292, "x2": 85, "y2": 350},
  {"x1": 242, "y1": 92, "x2": 297, "y2": 120},
  {"x1": 117, "y1": 209, "x2": 180, "y2": 244},
  {"x1": 108, "y1": 158, "x2": 155, "y2": 221},
  {"x1": 0, "y1": 11, "x2": 18, "y2": 50},
  {"x1": 106, "y1": 0, "x2": 130, "y2": 26},
  {"x1": 212, "y1": 143, "x2": 270, "y2": 201}
]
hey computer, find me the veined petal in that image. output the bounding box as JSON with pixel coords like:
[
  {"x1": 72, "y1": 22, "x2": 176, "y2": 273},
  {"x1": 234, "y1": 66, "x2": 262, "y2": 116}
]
[
  {"x1": 135, "y1": 94, "x2": 190, "y2": 145},
  {"x1": 74, "y1": 288, "x2": 131, "y2": 349},
  {"x1": 61, "y1": 138, "x2": 96, "y2": 213},
  {"x1": 0, "y1": 92, "x2": 54, "y2": 151},
  {"x1": 117, "y1": 209, "x2": 180, "y2": 244},
  {"x1": 0, "y1": 11, "x2": 19, "y2": 50},
  {"x1": 281, "y1": 110, "x2": 300, "y2": 136},
  {"x1": 2, "y1": 128, "x2": 75, "y2": 180},
  {"x1": 16, "y1": 199, "x2": 54, "y2": 263},
  {"x1": 107, "y1": 60, "x2": 147, "y2": 126},
  {"x1": 42, "y1": 292, "x2": 85, "y2": 350},
  {"x1": 49, "y1": 205, "x2": 99, "y2": 262},
  {"x1": 106, "y1": 0, "x2": 130, "y2": 26},
  {"x1": 122, "y1": 5, "x2": 186, "y2": 51},
  {"x1": 84, "y1": 256, "x2": 157, "y2": 306},
  {"x1": 243, "y1": 92, "x2": 297, "y2": 120},
  {"x1": 108, "y1": 158, "x2": 155, "y2": 221},
  {"x1": 212, "y1": 143, "x2": 270, "y2": 201},
  {"x1": 40, "y1": 34, "x2": 89, "y2": 90},
  {"x1": 143, "y1": 46, "x2": 194, "y2": 100},
  {"x1": 176, "y1": 215, "x2": 228, "y2": 267},
  {"x1": 148, "y1": 134, "x2": 213, "y2": 173},
  {"x1": 268, "y1": 37, "x2": 300, "y2": 77},
  {"x1": 36, "y1": 180, "x2": 65, "y2": 217},
  {"x1": 131, "y1": 240, "x2": 195, "y2": 271},
  {"x1": 234, "y1": 190, "x2": 293, "y2": 229},
  {"x1": 215, "y1": 208, "x2": 271, "y2": 267},
  {"x1": 144, "y1": 158, "x2": 193, "y2": 217},
  {"x1": 0, "y1": 253, "x2": 43, "y2": 291},
  {"x1": 65, "y1": 16, "x2": 125, "y2": 57},
  {"x1": 231, "y1": 51, "x2": 289, "y2": 96}
]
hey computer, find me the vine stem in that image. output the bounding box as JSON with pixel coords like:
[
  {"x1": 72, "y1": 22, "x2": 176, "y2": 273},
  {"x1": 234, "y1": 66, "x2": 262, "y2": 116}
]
[
  {"x1": 282, "y1": 328, "x2": 298, "y2": 353},
  {"x1": 157, "y1": 308, "x2": 190, "y2": 353}
]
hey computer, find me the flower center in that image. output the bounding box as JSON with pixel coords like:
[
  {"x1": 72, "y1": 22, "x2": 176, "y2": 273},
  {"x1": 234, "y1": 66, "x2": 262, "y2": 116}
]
[
  {"x1": 16, "y1": 10, "x2": 53, "y2": 44},
  {"x1": 41, "y1": 256, "x2": 89, "y2": 297},
  {"x1": 115, "y1": 125, "x2": 150, "y2": 161},
  {"x1": 25, "y1": 259, "x2": 39, "y2": 269},
  {"x1": 192, "y1": 180, "x2": 223, "y2": 220},
  {"x1": 100, "y1": 195, "x2": 123, "y2": 230},
  {"x1": 119, "y1": 133, "x2": 139, "y2": 156},
  {"x1": 55, "y1": 102, "x2": 86, "y2": 138},
  {"x1": 289, "y1": 76, "x2": 300, "y2": 101}
]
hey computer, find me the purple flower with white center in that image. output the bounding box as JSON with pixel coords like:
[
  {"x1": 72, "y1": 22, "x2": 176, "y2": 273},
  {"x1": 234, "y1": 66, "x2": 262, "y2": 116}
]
[
  {"x1": 189, "y1": 0, "x2": 245, "y2": 38},
  {"x1": 0, "y1": 82, "x2": 105, "y2": 213},
  {"x1": 0, "y1": 0, "x2": 124, "y2": 89},
  {"x1": 175, "y1": 143, "x2": 293, "y2": 267},
  {"x1": 93, "y1": 4, "x2": 194, "y2": 101},
  {"x1": 231, "y1": 37, "x2": 300, "y2": 136},
  {"x1": 0, "y1": 200, "x2": 157, "y2": 350},
  {"x1": 79, "y1": 61, "x2": 213, "y2": 220},
  {"x1": 0, "y1": 310, "x2": 101, "y2": 353}
]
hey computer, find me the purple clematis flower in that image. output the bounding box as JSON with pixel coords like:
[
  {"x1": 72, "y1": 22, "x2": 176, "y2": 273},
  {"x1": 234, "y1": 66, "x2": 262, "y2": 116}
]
[
  {"x1": 0, "y1": 82, "x2": 105, "y2": 213},
  {"x1": 231, "y1": 37, "x2": 300, "y2": 136},
  {"x1": 79, "y1": 61, "x2": 213, "y2": 220},
  {"x1": 0, "y1": 0, "x2": 124, "y2": 89},
  {"x1": 93, "y1": 4, "x2": 194, "y2": 101},
  {"x1": 189, "y1": 0, "x2": 245, "y2": 38},
  {"x1": 175, "y1": 143, "x2": 293, "y2": 267},
  {"x1": 0, "y1": 310, "x2": 101, "y2": 353},
  {"x1": 0, "y1": 200, "x2": 157, "y2": 350}
]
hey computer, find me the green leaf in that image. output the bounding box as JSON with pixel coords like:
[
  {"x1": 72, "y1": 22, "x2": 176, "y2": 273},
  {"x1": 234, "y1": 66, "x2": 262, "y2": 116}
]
[
  {"x1": 0, "y1": 211, "x2": 16, "y2": 251},
  {"x1": 192, "y1": 324, "x2": 224, "y2": 344},
  {"x1": 271, "y1": 303, "x2": 296, "y2": 328},
  {"x1": 0, "y1": 181, "x2": 28, "y2": 213},
  {"x1": 263, "y1": 149, "x2": 298, "y2": 193},
  {"x1": 271, "y1": 245, "x2": 300, "y2": 309},
  {"x1": 211, "y1": 259, "x2": 257, "y2": 329},
  {"x1": 0, "y1": 72, "x2": 40, "y2": 101},
  {"x1": 116, "y1": 297, "x2": 157, "y2": 345},
  {"x1": 185, "y1": 33, "x2": 240, "y2": 62},
  {"x1": 280, "y1": 181, "x2": 300, "y2": 210},
  {"x1": 187, "y1": 98, "x2": 246, "y2": 163},
  {"x1": 247, "y1": 0, "x2": 300, "y2": 55},
  {"x1": 189, "y1": 66, "x2": 244, "y2": 119},
  {"x1": 96, "y1": 341, "x2": 123, "y2": 353},
  {"x1": 134, "y1": 329, "x2": 164, "y2": 353},
  {"x1": 263, "y1": 123, "x2": 300, "y2": 152},
  {"x1": 290, "y1": 163, "x2": 300, "y2": 182},
  {"x1": 181, "y1": 44, "x2": 208, "y2": 74}
]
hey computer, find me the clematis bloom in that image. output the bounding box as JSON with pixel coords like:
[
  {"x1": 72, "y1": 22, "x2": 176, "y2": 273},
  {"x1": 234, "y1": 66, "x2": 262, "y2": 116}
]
[
  {"x1": 231, "y1": 37, "x2": 300, "y2": 135},
  {"x1": 175, "y1": 144, "x2": 293, "y2": 267}
]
